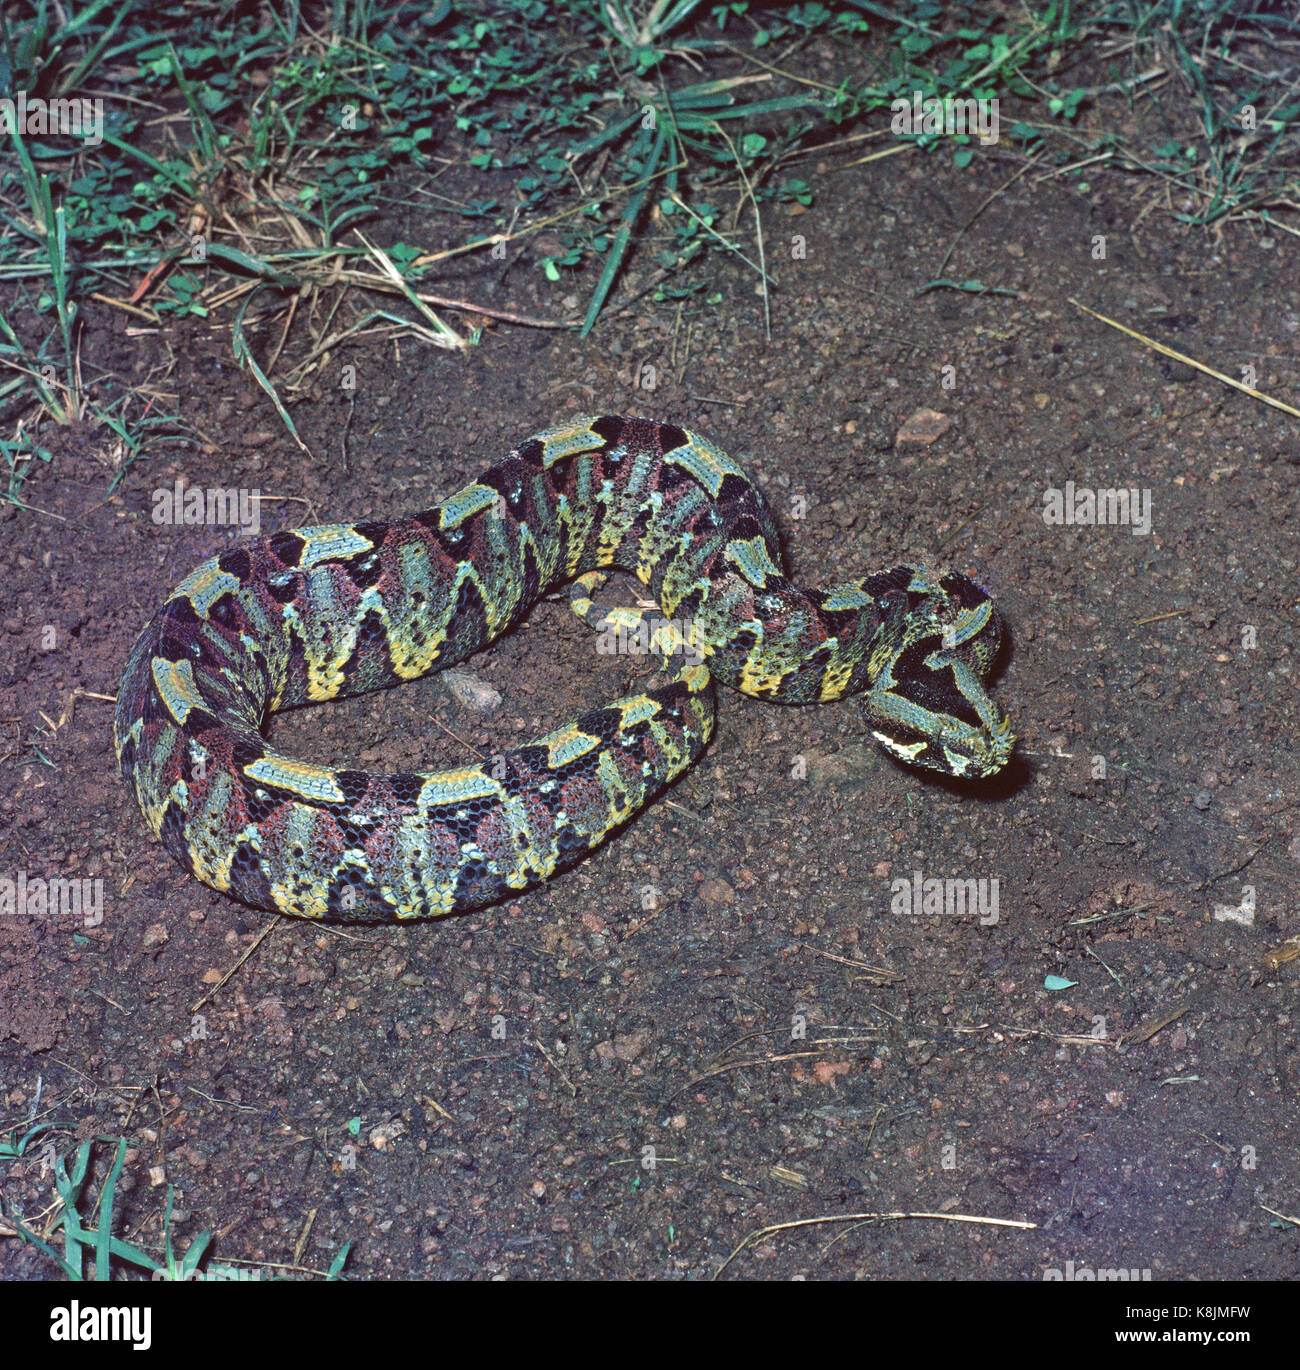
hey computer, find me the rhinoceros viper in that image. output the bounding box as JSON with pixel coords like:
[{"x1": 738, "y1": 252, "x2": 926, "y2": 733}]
[{"x1": 115, "y1": 415, "x2": 1014, "y2": 920}]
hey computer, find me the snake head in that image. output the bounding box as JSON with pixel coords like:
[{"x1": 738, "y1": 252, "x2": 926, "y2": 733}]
[
  {"x1": 862, "y1": 569, "x2": 1016, "y2": 779},
  {"x1": 867, "y1": 690, "x2": 1017, "y2": 778}
]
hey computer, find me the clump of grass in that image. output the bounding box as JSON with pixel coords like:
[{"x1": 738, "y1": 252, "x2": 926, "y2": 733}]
[
  {"x1": 0, "y1": 1, "x2": 1294, "y2": 497},
  {"x1": 1, "y1": 1124, "x2": 350, "y2": 1280}
]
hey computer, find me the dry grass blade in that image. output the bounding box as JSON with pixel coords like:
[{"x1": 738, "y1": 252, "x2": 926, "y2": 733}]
[
  {"x1": 355, "y1": 234, "x2": 468, "y2": 352},
  {"x1": 1069, "y1": 297, "x2": 1300, "y2": 418},
  {"x1": 714, "y1": 1209, "x2": 1038, "y2": 1278}
]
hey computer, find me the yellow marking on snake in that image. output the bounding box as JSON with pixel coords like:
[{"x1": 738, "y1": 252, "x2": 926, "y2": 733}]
[
  {"x1": 152, "y1": 657, "x2": 205, "y2": 724},
  {"x1": 818, "y1": 655, "x2": 856, "y2": 702},
  {"x1": 418, "y1": 768, "x2": 506, "y2": 807},
  {"x1": 439, "y1": 484, "x2": 497, "y2": 529},
  {"x1": 173, "y1": 563, "x2": 241, "y2": 617},
  {"x1": 298, "y1": 526, "x2": 376, "y2": 566},
  {"x1": 726, "y1": 536, "x2": 782, "y2": 587},
  {"x1": 244, "y1": 757, "x2": 346, "y2": 803},
  {"x1": 663, "y1": 441, "x2": 739, "y2": 497}
]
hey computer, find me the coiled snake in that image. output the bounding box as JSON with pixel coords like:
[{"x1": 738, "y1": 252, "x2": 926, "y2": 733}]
[{"x1": 115, "y1": 415, "x2": 1015, "y2": 921}]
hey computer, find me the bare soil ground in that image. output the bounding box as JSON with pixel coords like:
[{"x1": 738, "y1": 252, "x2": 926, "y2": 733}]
[{"x1": 1, "y1": 125, "x2": 1298, "y2": 1282}]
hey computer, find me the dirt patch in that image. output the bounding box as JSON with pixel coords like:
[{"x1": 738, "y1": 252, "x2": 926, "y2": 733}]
[{"x1": 1, "y1": 136, "x2": 1298, "y2": 1282}]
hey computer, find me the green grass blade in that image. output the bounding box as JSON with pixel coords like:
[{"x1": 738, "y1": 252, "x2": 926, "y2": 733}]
[
  {"x1": 203, "y1": 241, "x2": 301, "y2": 288},
  {"x1": 580, "y1": 125, "x2": 667, "y2": 337},
  {"x1": 682, "y1": 94, "x2": 823, "y2": 120},
  {"x1": 61, "y1": 0, "x2": 134, "y2": 93},
  {"x1": 566, "y1": 108, "x2": 644, "y2": 159},
  {"x1": 97, "y1": 129, "x2": 196, "y2": 199},
  {"x1": 177, "y1": 1229, "x2": 213, "y2": 1278},
  {"x1": 6, "y1": 1208, "x2": 83, "y2": 1279},
  {"x1": 232, "y1": 287, "x2": 308, "y2": 452},
  {"x1": 94, "y1": 1138, "x2": 127, "y2": 1281},
  {"x1": 54, "y1": 1139, "x2": 94, "y2": 1279}
]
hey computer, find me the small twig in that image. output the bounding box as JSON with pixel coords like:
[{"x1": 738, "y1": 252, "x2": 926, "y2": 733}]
[
  {"x1": 189, "y1": 918, "x2": 280, "y2": 1013},
  {"x1": 1069, "y1": 902, "x2": 1153, "y2": 925},
  {"x1": 681, "y1": 1051, "x2": 824, "y2": 1094},
  {"x1": 428, "y1": 713, "x2": 486, "y2": 761},
  {"x1": 185, "y1": 1087, "x2": 260, "y2": 1112},
  {"x1": 715, "y1": 1210, "x2": 1037, "y2": 1279},
  {"x1": 341, "y1": 270, "x2": 576, "y2": 328},
  {"x1": 1195, "y1": 842, "x2": 1266, "y2": 891},
  {"x1": 293, "y1": 1207, "x2": 317, "y2": 1265},
  {"x1": 1085, "y1": 945, "x2": 1125, "y2": 992},
  {"x1": 421, "y1": 1094, "x2": 456, "y2": 1123},
  {"x1": 1134, "y1": 608, "x2": 1192, "y2": 626},
  {"x1": 936, "y1": 153, "x2": 1044, "y2": 279},
  {"x1": 1069, "y1": 297, "x2": 1300, "y2": 418},
  {"x1": 798, "y1": 943, "x2": 902, "y2": 981},
  {"x1": 834, "y1": 141, "x2": 913, "y2": 172},
  {"x1": 534, "y1": 1038, "x2": 577, "y2": 1096},
  {"x1": 1118, "y1": 1002, "x2": 1190, "y2": 1049},
  {"x1": 707, "y1": 119, "x2": 772, "y2": 340},
  {"x1": 665, "y1": 190, "x2": 775, "y2": 287},
  {"x1": 411, "y1": 157, "x2": 688, "y2": 270}
]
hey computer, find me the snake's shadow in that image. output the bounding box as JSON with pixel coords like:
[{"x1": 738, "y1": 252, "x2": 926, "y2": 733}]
[{"x1": 879, "y1": 743, "x2": 1033, "y2": 800}]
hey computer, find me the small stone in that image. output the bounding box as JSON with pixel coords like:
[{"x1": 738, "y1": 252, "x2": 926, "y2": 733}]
[
  {"x1": 612, "y1": 1029, "x2": 651, "y2": 1063},
  {"x1": 895, "y1": 409, "x2": 954, "y2": 445},
  {"x1": 698, "y1": 876, "x2": 736, "y2": 909},
  {"x1": 442, "y1": 669, "x2": 502, "y2": 712}
]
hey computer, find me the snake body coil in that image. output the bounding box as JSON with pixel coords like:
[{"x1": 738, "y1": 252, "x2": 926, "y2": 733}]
[{"x1": 115, "y1": 415, "x2": 1014, "y2": 921}]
